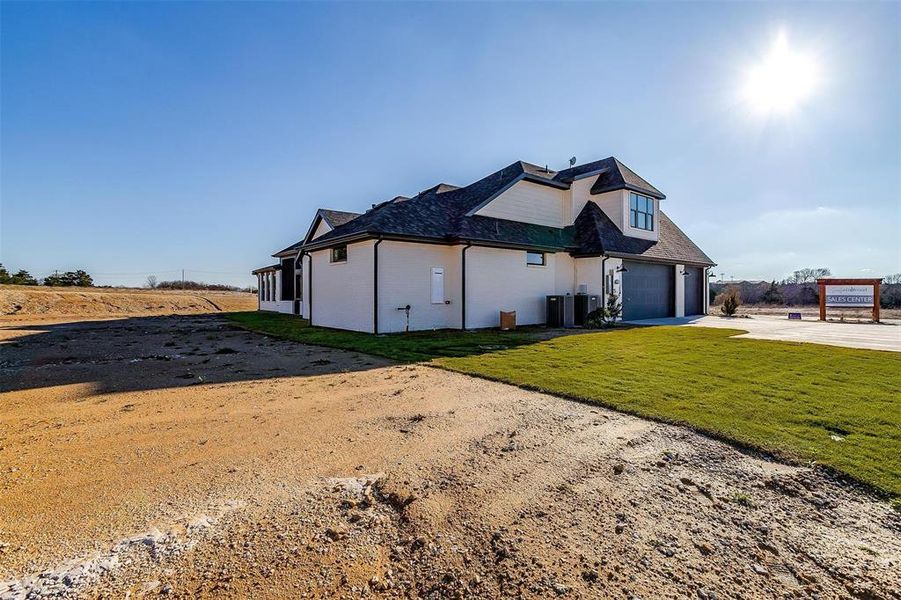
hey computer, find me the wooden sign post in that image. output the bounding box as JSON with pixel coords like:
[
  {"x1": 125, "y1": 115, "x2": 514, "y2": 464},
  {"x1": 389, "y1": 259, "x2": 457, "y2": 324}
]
[{"x1": 816, "y1": 278, "x2": 881, "y2": 323}]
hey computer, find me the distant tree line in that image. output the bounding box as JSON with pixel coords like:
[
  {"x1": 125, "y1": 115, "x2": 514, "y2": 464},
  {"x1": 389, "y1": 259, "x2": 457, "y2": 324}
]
[
  {"x1": 152, "y1": 279, "x2": 245, "y2": 292},
  {"x1": 710, "y1": 268, "x2": 901, "y2": 309},
  {"x1": 144, "y1": 274, "x2": 252, "y2": 292},
  {"x1": 0, "y1": 264, "x2": 93, "y2": 287},
  {"x1": 0, "y1": 265, "x2": 252, "y2": 291}
]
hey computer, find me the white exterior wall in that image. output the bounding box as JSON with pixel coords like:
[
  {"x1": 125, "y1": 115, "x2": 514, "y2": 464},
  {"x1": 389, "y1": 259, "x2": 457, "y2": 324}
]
[
  {"x1": 590, "y1": 190, "x2": 626, "y2": 232},
  {"x1": 377, "y1": 242, "x2": 462, "y2": 332},
  {"x1": 569, "y1": 177, "x2": 596, "y2": 224},
  {"x1": 573, "y1": 256, "x2": 623, "y2": 302},
  {"x1": 703, "y1": 267, "x2": 710, "y2": 315},
  {"x1": 465, "y1": 246, "x2": 559, "y2": 328},
  {"x1": 555, "y1": 253, "x2": 575, "y2": 295},
  {"x1": 260, "y1": 299, "x2": 293, "y2": 313},
  {"x1": 310, "y1": 240, "x2": 375, "y2": 332},
  {"x1": 474, "y1": 180, "x2": 566, "y2": 227},
  {"x1": 574, "y1": 257, "x2": 603, "y2": 296},
  {"x1": 606, "y1": 257, "x2": 624, "y2": 302},
  {"x1": 311, "y1": 220, "x2": 332, "y2": 240},
  {"x1": 258, "y1": 270, "x2": 294, "y2": 314},
  {"x1": 299, "y1": 253, "x2": 311, "y2": 319},
  {"x1": 675, "y1": 264, "x2": 685, "y2": 317}
]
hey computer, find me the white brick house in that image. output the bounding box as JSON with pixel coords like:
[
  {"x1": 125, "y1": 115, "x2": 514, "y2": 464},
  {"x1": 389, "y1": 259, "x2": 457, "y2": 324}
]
[{"x1": 253, "y1": 157, "x2": 715, "y2": 333}]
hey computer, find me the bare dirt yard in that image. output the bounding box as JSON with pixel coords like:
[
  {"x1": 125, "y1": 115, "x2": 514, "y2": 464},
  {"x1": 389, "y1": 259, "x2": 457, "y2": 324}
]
[
  {"x1": 0, "y1": 285, "x2": 257, "y2": 323},
  {"x1": 0, "y1": 315, "x2": 898, "y2": 599}
]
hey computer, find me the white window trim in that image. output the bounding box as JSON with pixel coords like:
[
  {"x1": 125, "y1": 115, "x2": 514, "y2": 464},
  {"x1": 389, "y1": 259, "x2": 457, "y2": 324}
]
[{"x1": 629, "y1": 192, "x2": 655, "y2": 232}]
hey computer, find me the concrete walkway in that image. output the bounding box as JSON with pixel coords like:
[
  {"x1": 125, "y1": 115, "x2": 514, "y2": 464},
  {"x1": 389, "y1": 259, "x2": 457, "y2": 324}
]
[{"x1": 626, "y1": 314, "x2": 901, "y2": 352}]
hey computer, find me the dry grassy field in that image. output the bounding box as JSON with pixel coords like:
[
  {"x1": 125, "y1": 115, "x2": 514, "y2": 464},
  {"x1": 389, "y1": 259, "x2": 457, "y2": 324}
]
[{"x1": 0, "y1": 284, "x2": 256, "y2": 322}]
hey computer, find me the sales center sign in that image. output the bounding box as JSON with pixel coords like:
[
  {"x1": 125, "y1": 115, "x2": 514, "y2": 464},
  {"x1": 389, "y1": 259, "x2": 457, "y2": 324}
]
[{"x1": 824, "y1": 285, "x2": 874, "y2": 307}]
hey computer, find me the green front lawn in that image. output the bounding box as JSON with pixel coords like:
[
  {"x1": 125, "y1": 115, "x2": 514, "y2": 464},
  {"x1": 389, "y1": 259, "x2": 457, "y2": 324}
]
[
  {"x1": 226, "y1": 311, "x2": 542, "y2": 362},
  {"x1": 227, "y1": 312, "x2": 901, "y2": 496}
]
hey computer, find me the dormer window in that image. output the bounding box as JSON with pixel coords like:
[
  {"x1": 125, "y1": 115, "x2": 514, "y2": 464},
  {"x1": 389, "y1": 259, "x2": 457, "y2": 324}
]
[{"x1": 630, "y1": 193, "x2": 655, "y2": 231}]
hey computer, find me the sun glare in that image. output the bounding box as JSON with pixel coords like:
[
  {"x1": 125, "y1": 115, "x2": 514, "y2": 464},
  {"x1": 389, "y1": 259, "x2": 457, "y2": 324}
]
[{"x1": 743, "y1": 30, "x2": 821, "y2": 115}]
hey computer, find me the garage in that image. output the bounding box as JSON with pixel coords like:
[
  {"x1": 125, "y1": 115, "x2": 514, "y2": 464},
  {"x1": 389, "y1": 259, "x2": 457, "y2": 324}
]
[
  {"x1": 621, "y1": 261, "x2": 674, "y2": 320},
  {"x1": 684, "y1": 266, "x2": 704, "y2": 316}
]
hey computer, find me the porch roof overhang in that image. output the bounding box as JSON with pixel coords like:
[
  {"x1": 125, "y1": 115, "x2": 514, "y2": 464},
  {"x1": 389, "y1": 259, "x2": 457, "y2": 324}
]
[{"x1": 251, "y1": 264, "x2": 280, "y2": 275}]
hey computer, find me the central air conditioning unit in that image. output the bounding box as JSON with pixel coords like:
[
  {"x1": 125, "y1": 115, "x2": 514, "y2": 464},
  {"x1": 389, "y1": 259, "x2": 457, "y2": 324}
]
[
  {"x1": 574, "y1": 293, "x2": 600, "y2": 326},
  {"x1": 546, "y1": 294, "x2": 576, "y2": 328}
]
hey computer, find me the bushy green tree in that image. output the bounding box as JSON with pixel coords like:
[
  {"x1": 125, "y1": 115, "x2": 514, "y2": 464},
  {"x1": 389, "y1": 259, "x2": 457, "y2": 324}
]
[
  {"x1": 43, "y1": 270, "x2": 94, "y2": 287},
  {"x1": 0, "y1": 264, "x2": 10, "y2": 284},
  {"x1": 10, "y1": 270, "x2": 38, "y2": 285},
  {"x1": 42, "y1": 273, "x2": 63, "y2": 286},
  {"x1": 69, "y1": 270, "x2": 94, "y2": 287},
  {"x1": 761, "y1": 280, "x2": 783, "y2": 304}
]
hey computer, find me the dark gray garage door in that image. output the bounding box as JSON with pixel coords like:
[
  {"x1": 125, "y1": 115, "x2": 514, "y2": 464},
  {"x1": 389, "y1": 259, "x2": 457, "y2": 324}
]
[
  {"x1": 622, "y1": 261, "x2": 674, "y2": 321},
  {"x1": 684, "y1": 267, "x2": 704, "y2": 316}
]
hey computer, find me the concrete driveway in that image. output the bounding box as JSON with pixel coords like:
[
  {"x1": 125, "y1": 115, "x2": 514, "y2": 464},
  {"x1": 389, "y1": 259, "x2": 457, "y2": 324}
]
[{"x1": 627, "y1": 314, "x2": 901, "y2": 352}]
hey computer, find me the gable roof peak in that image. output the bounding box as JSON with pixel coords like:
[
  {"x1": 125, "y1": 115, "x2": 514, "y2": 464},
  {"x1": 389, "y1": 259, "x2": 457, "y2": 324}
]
[
  {"x1": 317, "y1": 208, "x2": 362, "y2": 228},
  {"x1": 554, "y1": 156, "x2": 665, "y2": 199},
  {"x1": 518, "y1": 160, "x2": 557, "y2": 179}
]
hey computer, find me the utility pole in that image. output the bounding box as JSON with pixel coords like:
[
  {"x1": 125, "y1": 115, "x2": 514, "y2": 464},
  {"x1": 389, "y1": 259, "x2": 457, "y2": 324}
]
[{"x1": 182, "y1": 269, "x2": 185, "y2": 290}]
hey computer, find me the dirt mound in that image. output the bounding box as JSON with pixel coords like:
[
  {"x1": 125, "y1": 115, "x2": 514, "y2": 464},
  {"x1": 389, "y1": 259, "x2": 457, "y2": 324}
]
[{"x1": 0, "y1": 285, "x2": 256, "y2": 321}]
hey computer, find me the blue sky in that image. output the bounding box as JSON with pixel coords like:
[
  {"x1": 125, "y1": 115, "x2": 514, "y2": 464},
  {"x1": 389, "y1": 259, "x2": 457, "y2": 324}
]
[{"x1": 2, "y1": 1, "x2": 898, "y2": 287}]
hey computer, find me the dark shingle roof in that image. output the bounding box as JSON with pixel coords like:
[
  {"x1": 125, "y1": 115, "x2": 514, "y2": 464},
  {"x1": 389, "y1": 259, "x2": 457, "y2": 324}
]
[
  {"x1": 274, "y1": 208, "x2": 363, "y2": 256},
  {"x1": 554, "y1": 157, "x2": 665, "y2": 199},
  {"x1": 319, "y1": 209, "x2": 361, "y2": 228},
  {"x1": 290, "y1": 157, "x2": 710, "y2": 265},
  {"x1": 251, "y1": 263, "x2": 280, "y2": 274},
  {"x1": 306, "y1": 161, "x2": 535, "y2": 246},
  {"x1": 572, "y1": 201, "x2": 713, "y2": 264}
]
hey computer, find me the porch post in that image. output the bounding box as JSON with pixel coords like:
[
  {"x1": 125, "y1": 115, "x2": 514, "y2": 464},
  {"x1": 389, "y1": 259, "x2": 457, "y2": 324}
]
[
  {"x1": 818, "y1": 281, "x2": 826, "y2": 321},
  {"x1": 874, "y1": 281, "x2": 881, "y2": 323}
]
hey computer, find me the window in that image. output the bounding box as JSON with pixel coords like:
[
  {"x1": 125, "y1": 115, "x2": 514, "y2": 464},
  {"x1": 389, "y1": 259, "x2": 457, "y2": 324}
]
[
  {"x1": 430, "y1": 267, "x2": 445, "y2": 304},
  {"x1": 526, "y1": 251, "x2": 546, "y2": 266},
  {"x1": 629, "y1": 192, "x2": 654, "y2": 231},
  {"x1": 330, "y1": 245, "x2": 347, "y2": 263}
]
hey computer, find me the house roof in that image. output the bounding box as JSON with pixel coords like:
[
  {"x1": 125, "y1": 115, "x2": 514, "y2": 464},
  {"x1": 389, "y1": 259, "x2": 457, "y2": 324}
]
[
  {"x1": 553, "y1": 157, "x2": 665, "y2": 199},
  {"x1": 281, "y1": 157, "x2": 711, "y2": 266},
  {"x1": 251, "y1": 264, "x2": 281, "y2": 274},
  {"x1": 571, "y1": 201, "x2": 713, "y2": 265},
  {"x1": 274, "y1": 208, "x2": 363, "y2": 256},
  {"x1": 319, "y1": 209, "x2": 361, "y2": 228}
]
